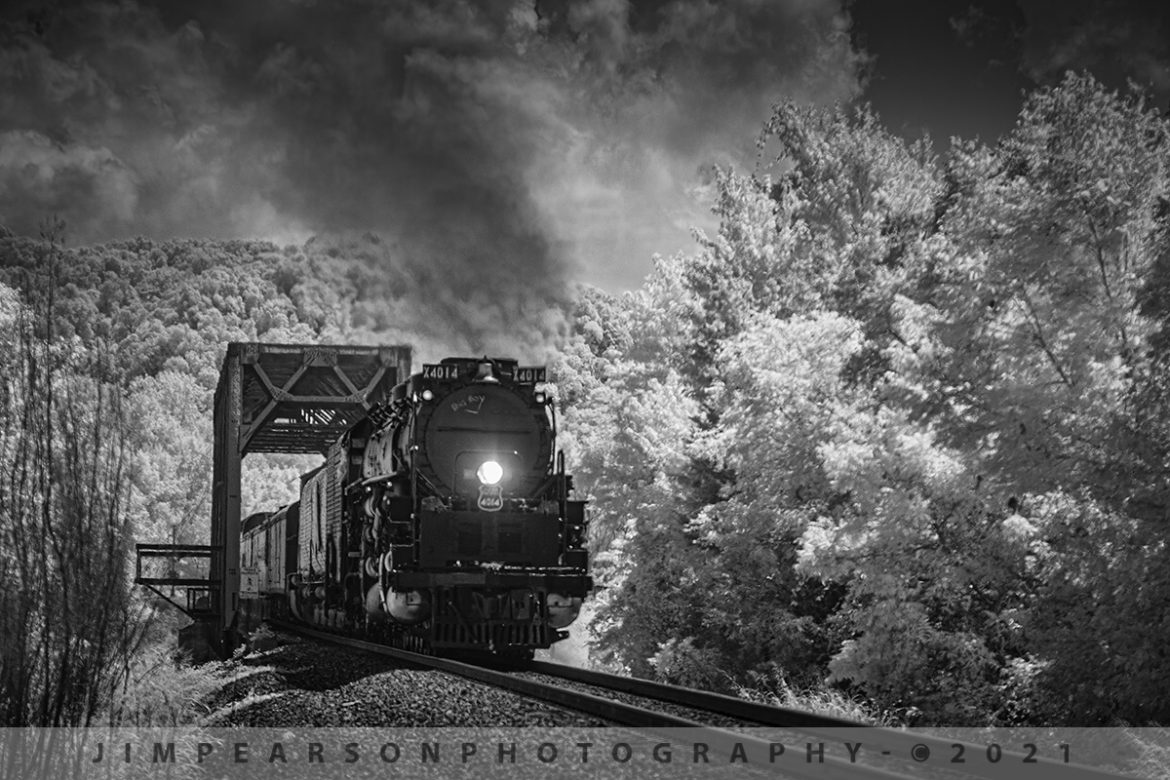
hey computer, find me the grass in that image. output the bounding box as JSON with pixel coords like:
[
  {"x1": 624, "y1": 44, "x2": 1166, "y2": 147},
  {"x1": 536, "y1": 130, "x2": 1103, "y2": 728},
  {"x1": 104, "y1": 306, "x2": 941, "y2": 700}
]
[
  {"x1": 731, "y1": 664, "x2": 897, "y2": 726},
  {"x1": 106, "y1": 641, "x2": 224, "y2": 727}
]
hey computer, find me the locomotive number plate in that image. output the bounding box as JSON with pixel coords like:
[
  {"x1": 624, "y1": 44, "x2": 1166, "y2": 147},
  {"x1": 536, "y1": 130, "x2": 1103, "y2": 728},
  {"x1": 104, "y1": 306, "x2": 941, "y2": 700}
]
[
  {"x1": 478, "y1": 484, "x2": 503, "y2": 512},
  {"x1": 515, "y1": 366, "x2": 547, "y2": 383},
  {"x1": 423, "y1": 363, "x2": 461, "y2": 380}
]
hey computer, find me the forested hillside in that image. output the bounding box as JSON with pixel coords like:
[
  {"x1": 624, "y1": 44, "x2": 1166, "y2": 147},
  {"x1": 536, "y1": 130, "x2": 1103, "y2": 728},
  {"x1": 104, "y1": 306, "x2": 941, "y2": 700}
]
[
  {"x1": 0, "y1": 231, "x2": 568, "y2": 534},
  {"x1": 0, "y1": 230, "x2": 566, "y2": 725},
  {"x1": 2, "y1": 72, "x2": 1168, "y2": 728}
]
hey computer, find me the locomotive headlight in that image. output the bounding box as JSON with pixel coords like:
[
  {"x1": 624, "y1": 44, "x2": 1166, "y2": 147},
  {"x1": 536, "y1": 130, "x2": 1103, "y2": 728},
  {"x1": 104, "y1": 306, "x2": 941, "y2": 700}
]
[
  {"x1": 476, "y1": 460, "x2": 504, "y2": 485},
  {"x1": 421, "y1": 388, "x2": 434, "y2": 402}
]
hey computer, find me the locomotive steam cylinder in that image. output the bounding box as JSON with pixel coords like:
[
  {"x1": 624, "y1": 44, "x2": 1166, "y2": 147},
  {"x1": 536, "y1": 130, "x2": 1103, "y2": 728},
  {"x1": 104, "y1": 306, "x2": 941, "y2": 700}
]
[
  {"x1": 546, "y1": 593, "x2": 583, "y2": 629},
  {"x1": 383, "y1": 587, "x2": 430, "y2": 624}
]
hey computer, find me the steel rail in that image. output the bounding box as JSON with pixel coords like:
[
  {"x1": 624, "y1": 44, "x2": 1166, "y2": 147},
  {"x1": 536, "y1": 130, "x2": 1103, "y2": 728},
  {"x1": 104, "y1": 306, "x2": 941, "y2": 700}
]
[
  {"x1": 269, "y1": 620, "x2": 918, "y2": 779},
  {"x1": 528, "y1": 659, "x2": 858, "y2": 728},
  {"x1": 525, "y1": 659, "x2": 1135, "y2": 780}
]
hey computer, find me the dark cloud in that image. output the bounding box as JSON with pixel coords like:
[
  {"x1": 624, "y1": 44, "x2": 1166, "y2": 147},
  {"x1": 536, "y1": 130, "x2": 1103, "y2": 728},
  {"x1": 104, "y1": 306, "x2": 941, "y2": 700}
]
[
  {"x1": 848, "y1": 1, "x2": 1170, "y2": 146},
  {"x1": 940, "y1": 1, "x2": 1170, "y2": 100},
  {"x1": 0, "y1": 0, "x2": 863, "y2": 303},
  {"x1": 1016, "y1": 0, "x2": 1170, "y2": 94}
]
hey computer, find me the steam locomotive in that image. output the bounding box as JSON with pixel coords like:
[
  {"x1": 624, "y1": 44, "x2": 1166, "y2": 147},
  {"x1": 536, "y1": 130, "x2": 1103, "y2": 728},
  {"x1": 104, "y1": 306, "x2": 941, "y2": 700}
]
[{"x1": 240, "y1": 357, "x2": 591, "y2": 655}]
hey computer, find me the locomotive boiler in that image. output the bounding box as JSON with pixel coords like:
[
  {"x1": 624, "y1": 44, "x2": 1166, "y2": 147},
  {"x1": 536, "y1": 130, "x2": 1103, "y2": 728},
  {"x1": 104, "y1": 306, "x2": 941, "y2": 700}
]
[{"x1": 240, "y1": 356, "x2": 591, "y2": 655}]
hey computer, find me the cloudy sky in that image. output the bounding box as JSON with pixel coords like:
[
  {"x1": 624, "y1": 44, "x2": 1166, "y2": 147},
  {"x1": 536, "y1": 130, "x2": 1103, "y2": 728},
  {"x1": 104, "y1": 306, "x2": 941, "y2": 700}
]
[{"x1": 1, "y1": 0, "x2": 1169, "y2": 293}]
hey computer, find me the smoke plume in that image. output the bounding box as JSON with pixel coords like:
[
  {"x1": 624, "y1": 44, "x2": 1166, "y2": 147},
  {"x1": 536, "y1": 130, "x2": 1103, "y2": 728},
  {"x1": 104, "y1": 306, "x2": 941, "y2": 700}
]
[{"x1": 0, "y1": 0, "x2": 862, "y2": 308}]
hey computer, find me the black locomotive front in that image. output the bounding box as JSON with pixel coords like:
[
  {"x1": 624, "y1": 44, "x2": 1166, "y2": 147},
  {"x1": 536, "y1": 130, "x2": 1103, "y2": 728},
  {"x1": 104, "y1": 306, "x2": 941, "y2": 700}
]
[{"x1": 282, "y1": 356, "x2": 590, "y2": 654}]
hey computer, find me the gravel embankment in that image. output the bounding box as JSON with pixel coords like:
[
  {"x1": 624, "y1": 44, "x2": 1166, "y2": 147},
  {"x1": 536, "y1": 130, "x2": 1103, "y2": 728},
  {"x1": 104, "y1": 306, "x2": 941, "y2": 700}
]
[
  {"x1": 186, "y1": 631, "x2": 786, "y2": 779},
  {"x1": 201, "y1": 630, "x2": 608, "y2": 727}
]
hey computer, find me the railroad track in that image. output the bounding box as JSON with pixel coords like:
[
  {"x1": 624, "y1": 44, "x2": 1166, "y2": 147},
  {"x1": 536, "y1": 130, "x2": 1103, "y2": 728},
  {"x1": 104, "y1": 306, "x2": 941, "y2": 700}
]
[
  {"x1": 516, "y1": 661, "x2": 1144, "y2": 780},
  {"x1": 267, "y1": 620, "x2": 1134, "y2": 780}
]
